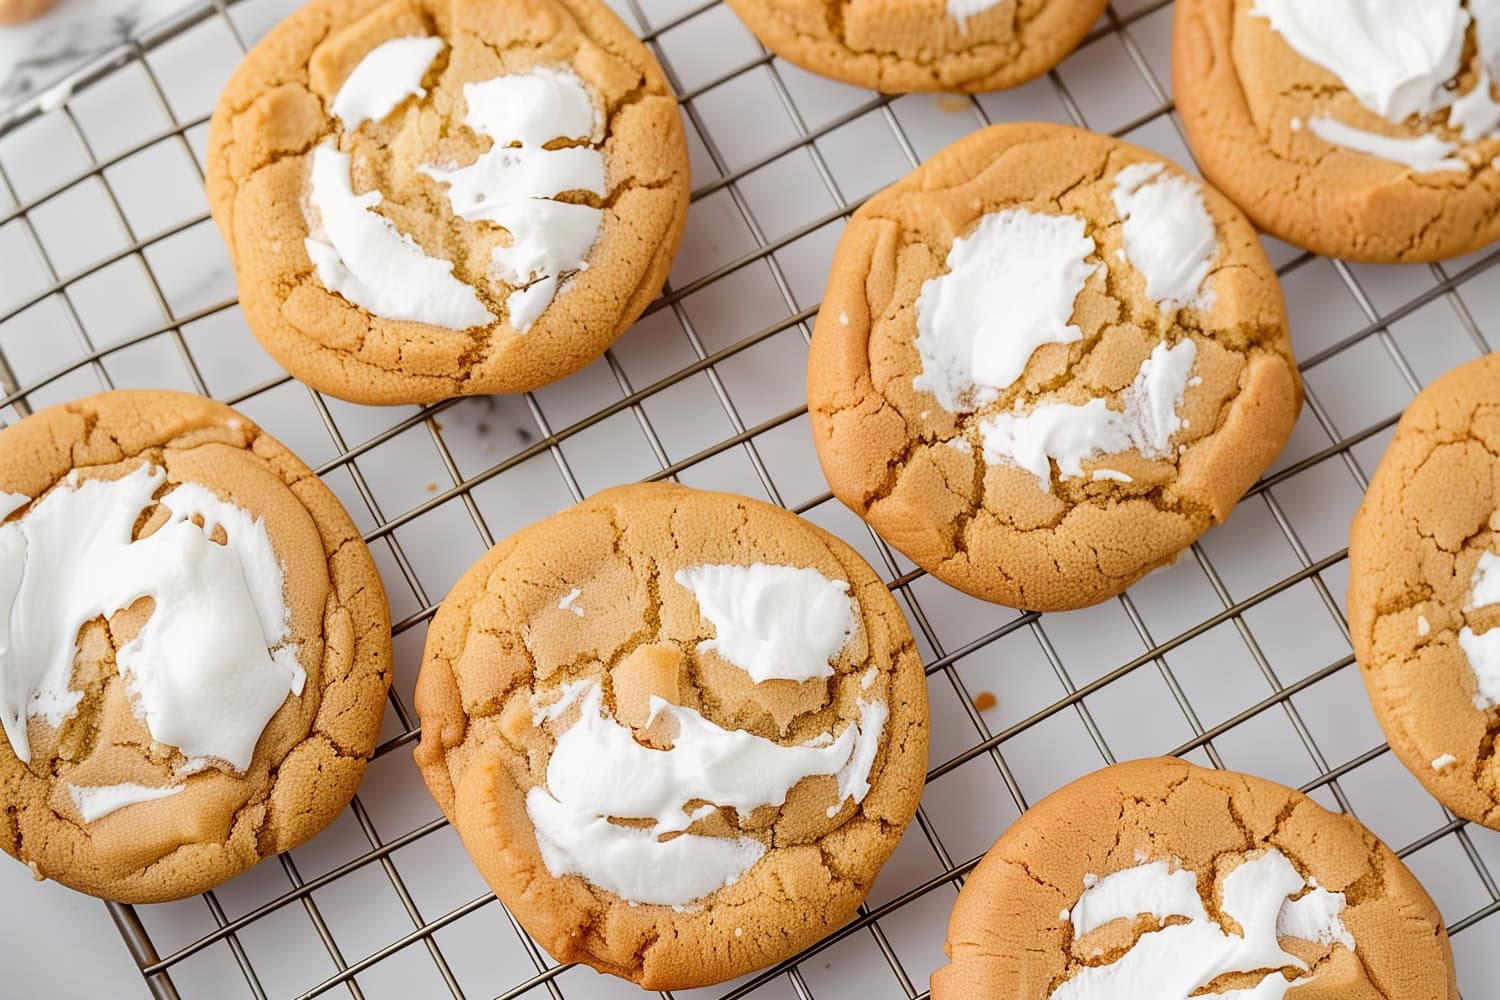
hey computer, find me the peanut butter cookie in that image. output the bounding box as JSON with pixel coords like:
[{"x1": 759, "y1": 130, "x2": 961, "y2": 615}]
[
  {"x1": 808, "y1": 122, "x2": 1301, "y2": 612},
  {"x1": 723, "y1": 0, "x2": 1108, "y2": 93},
  {"x1": 0, "y1": 0, "x2": 53, "y2": 26},
  {"x1": 414, "y1": 482, "x2": 928, "y2": 990},
  {"x1": 0, "y1": 390, "x2": 392, "y2": 903},
  {"x1": 934, "y1": 758, "x2": 1458, "y2": 1000},
  {"x1": 1350, "y1": 352, "x2": 1500, "y2": 830},
  {"x1": 205, "y1": 0, "x2": 690, "y2": 404},
  {"x1": 1175, "y1": 0, "x2": 1500, "y2": 262}
]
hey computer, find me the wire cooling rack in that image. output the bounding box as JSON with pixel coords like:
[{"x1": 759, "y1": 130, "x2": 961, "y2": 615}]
[{"x1": 2, "y1": 0, "x2": 1500, "y2": 997}]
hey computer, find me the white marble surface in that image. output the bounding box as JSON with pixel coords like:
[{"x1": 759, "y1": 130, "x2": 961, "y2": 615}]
[
  {"x1": 0, "y1": 0, "x2": 197, "y2": 109},
  {"x1": 0, "y1": 857, "x2": 150, "y2": 998}
]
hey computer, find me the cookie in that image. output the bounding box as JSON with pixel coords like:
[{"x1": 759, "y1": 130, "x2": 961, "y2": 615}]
[
  {"x1": 932, "y1": 758, "x2": 1458, "y2": 1000},
  {"x1": 1174, "y1": 1, "x2": 1500, "y2": 263},
  {"x1": 0, "y1": 0, "x2": 53, "y2": 26},
  {"x1": 205, "y1": 0, "x2": 690, "y2": 405},
  {"x1": 1348, "y1": 353, "x2": 1500, "y2": 829},
  {"x1": 723, "y1": 0, "x2": 1107, "y2": 93},
  {"x1": 808, "y1": 123, "x2": 1301, "y2": 612},
  {"x1": 413, "y1": 482, "x2": 928, "y2": 989},
  {"x1": 0, "y1": 390, "x2": 392, "y2": 903}
]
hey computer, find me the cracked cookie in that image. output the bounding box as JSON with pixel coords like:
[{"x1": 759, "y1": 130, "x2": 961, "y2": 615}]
[
  {"x1": 808, "y1": 122, "x2": 1301, "y2": 612},
  {"x1": 723, "y1": 0, "x2": 1107, "y2": 93},
  {"x1": 413, "y1": 482, "x2": 928, "y2": 989},
  {"x1": 0, "y1": 390, "x2": 392, "y2": 903},
  {"x1": 933, "y1": 758, "x2": 1458, "y2": 1000},
  {"x1": 205, "y1": 0, "x2": 690, "y2": 405},
  {"x1": 1175, "y1": 0, "x2": 1500, "y2": 263},
  {"x1": 1350, "y1": 353, "x2": 1500, "y2": 830}
]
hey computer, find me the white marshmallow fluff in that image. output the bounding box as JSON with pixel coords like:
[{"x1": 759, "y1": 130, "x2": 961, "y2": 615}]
[
  {"x1": 69, "y1": 781, "x2": 186, "y2": 824},
  {"x1": 1469, "y1": 550, "x2": 1500, "y2": 609},
  {"x1": 912, "y1": 208, "x2": 1099, "y2": 413},
  {"x1": 1111, "y1": 163, "x2": 1218, "y2": 312},
  {"x1": 674, "y1": 563, "x2": 858, "y2": 683},
  {"x1": 1306, "y1": 117, "x2": 1466, "y2": 172},
  {"x1": 525, "y1": 681, "x2": 887, "y2": 907},
  {"x1": 946, "y1": 0, "x2": 1001, "y2": 30},
  {"x1": 1478, "y1": 0, "x2": 1500, "y2": 78},
  {"x1": 1459, "y1": 547, "x2": 1500, "y2": 708},
  {"x1": 910, "y1": 180, "x2": 1217, "y2": 491},
  {"x1": 328, "y1": 35, "x2": 444, "y2": 130},
  {"x1": 1250, "y1": 0, "x2": 1469, "y2": 122},
  {"x1": 1253, "y1": 0, "x2": 1500, "y2": 168},
  {"x1": 305, "y1": 142, "x2": 495, "y2": 330},
  {"x1": 0, "y1": 467, "x2": 305, "y2": 815},
  {"x1": 1450, "y1": 0, "x2": 1500, "y2": 146},
  {"x1": 979, "y1": 339, "x2": 1198, "y2": 492},
  {"x1": 1054, "y1": 850, "x2": 1353, "y2": 1000},
  {"x1": 306, "y1": 37, "x2": 496, "y2": 329},
  {"x1": 307, "y1": 38, "x2": 609, "y2": 334},
  {"x1": 422, "y1": 67, "x2": 606, "y2": 332},
  {"x1": 1458, "y1": 625, "x2": 1500, "y2": 708}
]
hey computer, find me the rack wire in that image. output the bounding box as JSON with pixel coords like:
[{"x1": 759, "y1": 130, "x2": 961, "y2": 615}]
[{"x1": 1, "y1": 0, "x2": 1499, "y2": 997}]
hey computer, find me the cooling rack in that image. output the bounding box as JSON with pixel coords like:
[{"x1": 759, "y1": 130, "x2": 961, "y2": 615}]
[{"x1": 1, "y1": 0, "x2": 1499, "y2": 996}]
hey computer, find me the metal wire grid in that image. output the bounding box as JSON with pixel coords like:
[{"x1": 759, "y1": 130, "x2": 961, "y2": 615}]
[{"x1": 1, "y1": 0, "x2": 1499, "y2": 996}]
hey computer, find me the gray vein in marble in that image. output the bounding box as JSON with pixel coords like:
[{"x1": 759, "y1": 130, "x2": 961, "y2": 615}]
[{"x1": 0, "y1": 0, "x2": 195, "y2": 107}]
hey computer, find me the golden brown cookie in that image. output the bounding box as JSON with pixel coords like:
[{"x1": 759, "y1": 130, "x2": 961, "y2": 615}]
[
  {"x1": 1349, "y1": 353, "x2": 1500, "y2": 830},
  {"x1": 1174, "y1": 1, "x2": 1500, "y2": 263},
  {"x1": 808, "y1": 122, "x2": 1301, "y2": 612},
  {"x1": 0, "y1": 0, "x2": 54, "y2": 26},
  {"x1": 723, "y1": 0, "x2": 1108, "y2": 93},
  {"x1": 933, "y1": 758, "x2": 1458, "y2": 1000},
  {"x1": 205, "y1": 0, "x2": 690, "y2": 405},
  {"x1": 0, "y1": 390, "x2": 392, "y2": 903},
  {"x1": 413, "y1": 482, "x2": 928, "y2": 990}
]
